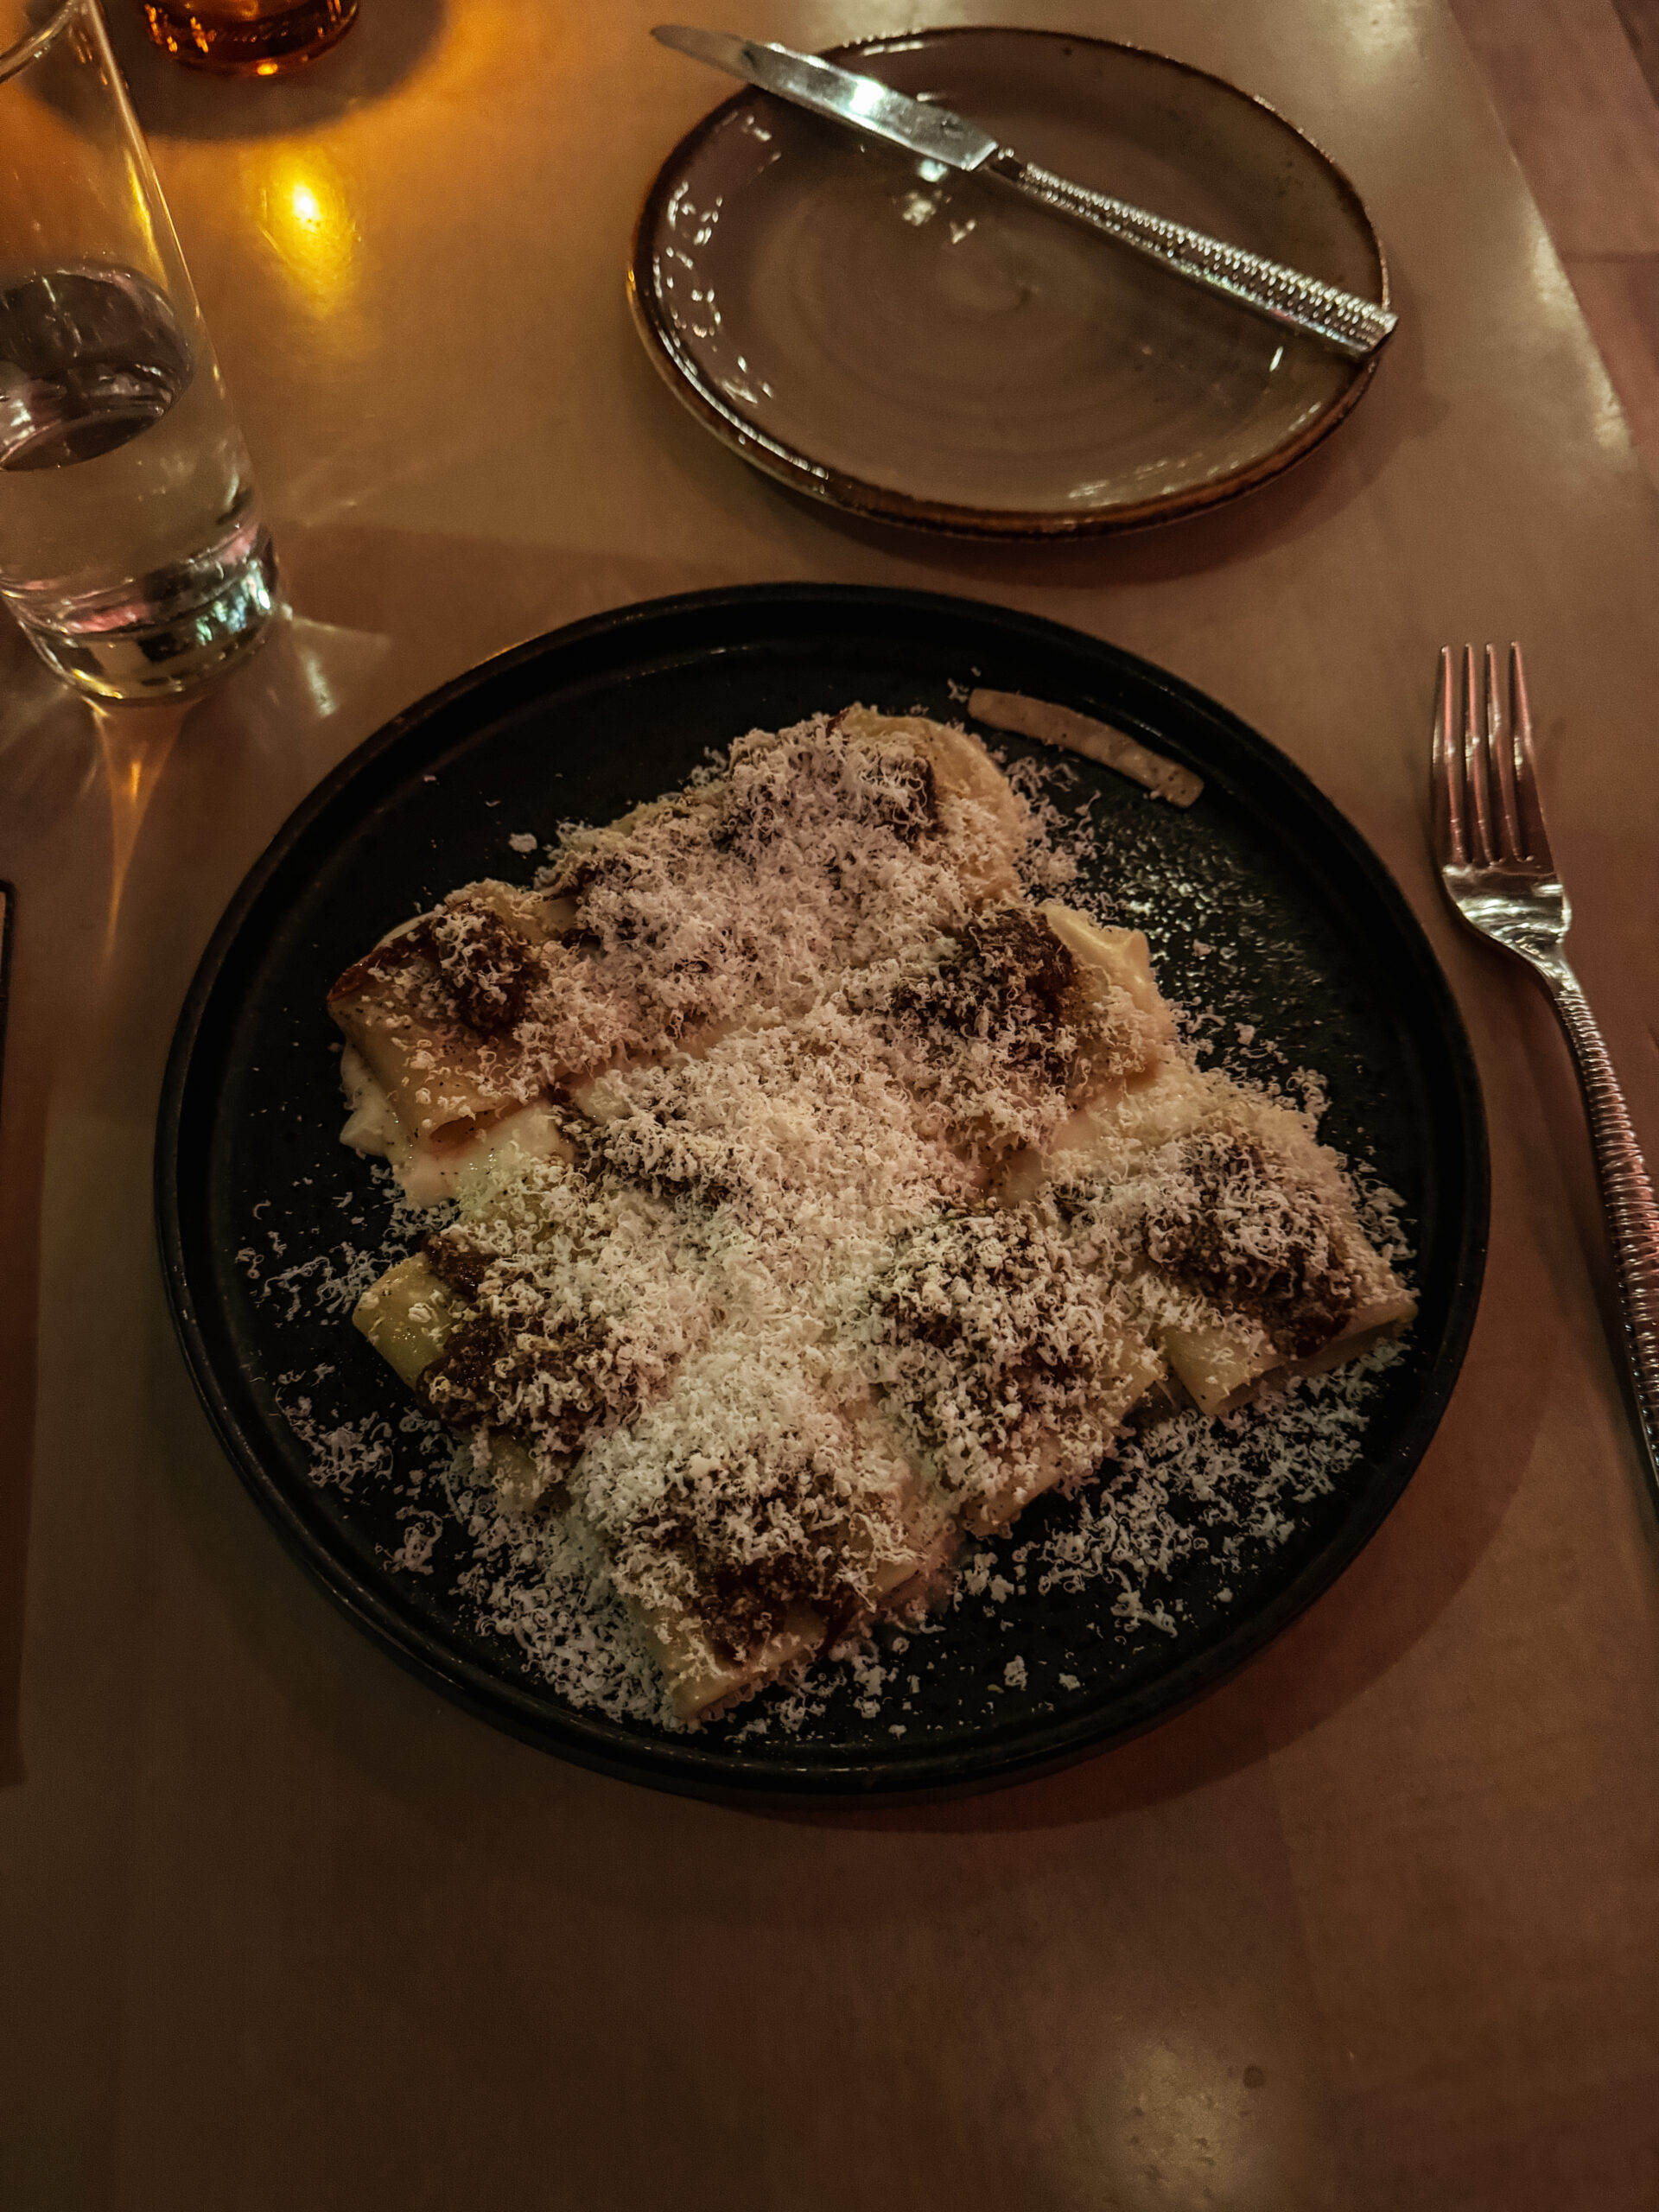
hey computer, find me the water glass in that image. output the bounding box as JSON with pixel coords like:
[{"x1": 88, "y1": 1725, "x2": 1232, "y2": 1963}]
[{"x1": 0, "y1": 0, "x2": 277, "y2": 700}]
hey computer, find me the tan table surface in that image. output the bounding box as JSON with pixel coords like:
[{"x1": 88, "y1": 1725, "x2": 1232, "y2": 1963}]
[{"x1": 3, "y1": 3, "x2": 1658, "y2": 2205}]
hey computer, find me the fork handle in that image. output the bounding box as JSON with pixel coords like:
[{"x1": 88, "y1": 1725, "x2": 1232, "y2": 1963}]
[{"x1": 1543, "y1": 963, "x2": 1659, "y2": 1510}]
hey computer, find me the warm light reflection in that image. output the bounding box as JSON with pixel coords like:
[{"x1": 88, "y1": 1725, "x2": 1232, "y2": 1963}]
[
  {"x1": 124, "y1": 157, "x2": 165, "y2": 283},
  {"x1": 95, "y1": 705, "x2": 183, "y2": 955},
  {"x1": 1098, "y1": 2036, "x2": 1263, "y2": 2200},
  {"x1": 1325, "y1": 0, "x2": 1419, "y2": 63},
  {"x1": 252, "y1": 149, "x2": 360, "y2": 321},
  {"x1": 424, "y1": 0, "x2": 556, "y2": 97}
]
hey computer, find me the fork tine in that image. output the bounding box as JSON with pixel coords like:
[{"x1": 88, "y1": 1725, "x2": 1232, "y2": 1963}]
[
  {"x1": 1432, "y1": 646, "x2": 1465, "y2": 864},
  {"x1": 1509, "y1": 642, "x2": 1555, "y2": 870},
  {"x1": 1485, "y1": 643, "x2": 1525, "y2": 862},
  {"x1": 1461, "y1": 645, "x2": 1496, "y2": 866}
]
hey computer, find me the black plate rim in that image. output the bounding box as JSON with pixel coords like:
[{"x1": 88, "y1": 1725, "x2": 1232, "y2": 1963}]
[{"x1": 156, "y1": 583, "x2": 1488, "y2": 1805}]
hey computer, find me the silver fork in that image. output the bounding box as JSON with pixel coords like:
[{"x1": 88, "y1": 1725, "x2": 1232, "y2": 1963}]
[{"x1": 1433, "y1": 643, "x2": 1659, "y2": 1513}]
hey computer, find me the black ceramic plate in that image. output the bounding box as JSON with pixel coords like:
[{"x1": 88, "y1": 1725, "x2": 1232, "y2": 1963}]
[{"x1": 157, "y1": 586, "x2": 1486, "y2": 1803}]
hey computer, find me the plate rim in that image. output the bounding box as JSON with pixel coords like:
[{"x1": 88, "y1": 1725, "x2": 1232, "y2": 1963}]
[
  {"x1": 156, "y1": 582, "x2": 1487, "y2": 1805},
  {"x1": 628, "y1": 26, "x2": 1390, "y2": 541}
]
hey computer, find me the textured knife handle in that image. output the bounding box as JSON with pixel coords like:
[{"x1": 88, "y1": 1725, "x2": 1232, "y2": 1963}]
[
  {"x1": 1546, "y1": 963, "x2": 1659, "y2": 1513},
  {"x1": 983, "y1": 150, "x2": 1396, "y2": 361}
]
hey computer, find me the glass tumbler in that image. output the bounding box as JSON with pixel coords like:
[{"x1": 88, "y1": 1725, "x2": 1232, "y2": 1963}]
[{"x1": 0, "y1": 0, "x2": 277, "y2": 700}]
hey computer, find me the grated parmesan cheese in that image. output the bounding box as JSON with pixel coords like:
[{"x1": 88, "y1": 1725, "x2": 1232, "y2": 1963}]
[{"x1": 275, "y1": 714, "x2": 1420, "y2": 1736}]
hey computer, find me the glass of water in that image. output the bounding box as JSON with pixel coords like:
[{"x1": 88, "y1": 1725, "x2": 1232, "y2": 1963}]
[{"x1": 0, "y1": 0, "x2": 276, "y2": 700}]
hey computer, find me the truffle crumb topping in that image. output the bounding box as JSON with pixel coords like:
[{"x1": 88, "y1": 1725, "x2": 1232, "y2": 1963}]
[{"x1": 1142, "y1": 1130, "x2": 1357, "y2": 1357}]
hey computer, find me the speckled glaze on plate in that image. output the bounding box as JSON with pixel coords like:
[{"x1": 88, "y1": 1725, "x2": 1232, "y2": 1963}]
[{"x1": 630, "y1": 28, "x2": 1389, "y2": 537}]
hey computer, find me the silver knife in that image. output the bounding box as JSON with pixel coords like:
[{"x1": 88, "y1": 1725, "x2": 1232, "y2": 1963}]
[{"x1": 652, "y1": 25, "x2": 1395, "y2": 361}]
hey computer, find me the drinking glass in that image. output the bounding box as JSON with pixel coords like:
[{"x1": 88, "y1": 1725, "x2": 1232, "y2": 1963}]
[
  {"x1": 0, "y1": 0, "x2": 277, "y2": 700},
  {"x1": 138, "y1": 0, "x2": 357, "y2": 76}
]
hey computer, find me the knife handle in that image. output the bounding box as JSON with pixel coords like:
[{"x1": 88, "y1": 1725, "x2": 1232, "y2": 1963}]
[{"x1": 982, "y1": 149, "x2": 1395, "y2": 362}]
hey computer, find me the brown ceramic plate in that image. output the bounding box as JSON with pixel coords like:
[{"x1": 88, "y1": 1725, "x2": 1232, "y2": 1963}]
[{"x1": 630, "y1": 28, "x2": 1389, "y2": 537}]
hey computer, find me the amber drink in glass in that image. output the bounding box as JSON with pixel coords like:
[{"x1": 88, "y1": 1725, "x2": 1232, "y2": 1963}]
[{"x1": 139, "y1": 0, "x2": 357, "y2": 75}]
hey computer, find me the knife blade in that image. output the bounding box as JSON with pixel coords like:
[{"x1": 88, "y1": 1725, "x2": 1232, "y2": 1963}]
[{"x1": 652, "y1": 25, "x2": 1395, "y2": 361}]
